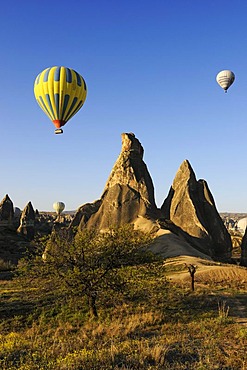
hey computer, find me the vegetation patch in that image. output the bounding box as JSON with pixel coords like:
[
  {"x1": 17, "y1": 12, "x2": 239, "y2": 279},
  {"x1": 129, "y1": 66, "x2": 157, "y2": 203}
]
[{"x1": 0, "y1": 226, "x2": 246, "y2": 369}]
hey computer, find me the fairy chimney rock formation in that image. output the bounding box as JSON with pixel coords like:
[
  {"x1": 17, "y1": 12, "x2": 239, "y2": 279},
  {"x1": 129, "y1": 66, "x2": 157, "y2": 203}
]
[
  {"x1": 0, "y1": 194, "x2": 14, "y2": 228},
  {"x1": 17, "y1": 201, "x2": 36, "y2": 240},
  {"x1": 161, "y1": 160, "x2": 232, "y2": 261},
  {"x1": 73, "y1": 133, "x2": 159, "y2": 230}
]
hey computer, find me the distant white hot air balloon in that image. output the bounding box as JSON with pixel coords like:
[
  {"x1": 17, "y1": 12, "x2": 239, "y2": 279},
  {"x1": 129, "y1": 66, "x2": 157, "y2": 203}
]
[
  {"x1": 216, "y1": 70, "x2": 235, "y2": 93},
  {"x1": 53, "y1": 202, "x2": 65, "y2": 216}
]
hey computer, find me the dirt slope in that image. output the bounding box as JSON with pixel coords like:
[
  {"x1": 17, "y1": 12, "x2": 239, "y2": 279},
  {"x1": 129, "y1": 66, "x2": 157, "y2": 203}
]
[{"x1": 165, "y1": 255, "x2": 247, "y2": 326}]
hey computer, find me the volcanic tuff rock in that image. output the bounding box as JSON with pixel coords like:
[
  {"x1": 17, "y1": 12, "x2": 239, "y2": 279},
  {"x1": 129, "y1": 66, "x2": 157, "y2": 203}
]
[
  {"x1": 0, "y1": 198, "x2": 72, "y2": 264},
  {"x1": 0, "y1": 196, "x2": 32, "y2": 264},
  {"x1": 0, "y1": 194, "x2": 14, "y2": 228},
  {"x1": 161, "y1": 160, "x2": 232, "y2": 261},
  {"x1": 71, "y1": 133, "x2": 159, "y2": 231},
  {"x1": 70, "y1": 200, "x2": 102, "y2": 230},
  {"x1": 240, "y1": 229, "x2": 247, "y2": 267},
  {"x1": 70, "y1": 133, "x2": 232, "y2": 261},
  {"x1": 17, "y1": 201, "x2": 36, "y2": 240}
]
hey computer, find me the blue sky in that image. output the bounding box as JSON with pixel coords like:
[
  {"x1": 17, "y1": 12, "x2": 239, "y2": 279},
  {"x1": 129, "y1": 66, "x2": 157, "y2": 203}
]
[{"x1": 1, "y1": 0, "x2": 247, "y2": 212}]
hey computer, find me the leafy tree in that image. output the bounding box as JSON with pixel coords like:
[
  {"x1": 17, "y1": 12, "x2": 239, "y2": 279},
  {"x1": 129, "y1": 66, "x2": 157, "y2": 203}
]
[{"x1": 18, "y1": 225, "x2": 154, "y2": 317}]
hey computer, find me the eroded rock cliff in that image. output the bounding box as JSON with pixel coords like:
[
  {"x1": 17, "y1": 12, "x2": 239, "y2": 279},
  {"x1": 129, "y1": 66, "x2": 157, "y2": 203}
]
[
  {"x1": 69, "y1": 135, "x2": 232, "y2": 261},
  {"x1": 0, "y1": 194, "x2": 14, "y2": 228},
  {"x1": 161, "y1": 160, "x2": 232, "y2": 261},
  {"x1": 17, "y1": 201, "x2": 36, "y2": 240},
  {"x1": 72, "y1": 133, "x2": 159, "y2": 230}
]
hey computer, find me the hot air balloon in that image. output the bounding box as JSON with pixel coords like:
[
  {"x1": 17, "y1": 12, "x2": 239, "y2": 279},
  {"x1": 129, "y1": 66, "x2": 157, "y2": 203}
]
[
  {"x1": 34, "y1": 66, "x2": 87, "y2": 134},
  {"x1": 216, "y1": 70, "x2": 235, "y2": 93},
  {"x1": 53, "y1": 202, "x2": 65, "y2": 216}
]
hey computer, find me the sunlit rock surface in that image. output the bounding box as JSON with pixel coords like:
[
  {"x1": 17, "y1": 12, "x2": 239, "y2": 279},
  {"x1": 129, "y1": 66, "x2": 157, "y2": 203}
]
[{"x1": 161, "y1": 160, "x2": 232, "y2": 261}]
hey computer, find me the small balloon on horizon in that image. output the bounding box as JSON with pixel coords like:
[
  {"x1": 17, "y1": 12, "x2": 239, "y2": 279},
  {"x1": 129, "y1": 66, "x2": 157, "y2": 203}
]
[{"x1": 53, "y1": 202, "x2": 65, "y2": 215}]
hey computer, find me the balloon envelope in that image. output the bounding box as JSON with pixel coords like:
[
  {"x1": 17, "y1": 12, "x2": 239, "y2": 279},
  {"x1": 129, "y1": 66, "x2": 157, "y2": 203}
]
[
  {"x1": 53, "y1": 202, "x2": 65, "y2": 215},
  {"x1": 216, "y1": 70, "x2": 235, "y2": 92},
  {"x1": 34, "y1": 66, "x2": 87, "y2": 129}
]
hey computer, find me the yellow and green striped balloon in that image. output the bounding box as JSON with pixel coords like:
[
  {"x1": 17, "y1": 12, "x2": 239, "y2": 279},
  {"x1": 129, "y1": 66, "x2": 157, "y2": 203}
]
[{"x1": 34, "y1": 66, "x2": 87, "y2": 132}]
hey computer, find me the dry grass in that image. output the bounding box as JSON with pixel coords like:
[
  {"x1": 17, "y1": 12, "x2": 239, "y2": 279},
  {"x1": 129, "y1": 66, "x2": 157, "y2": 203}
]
[
  {"x1": 0, "y1": 260, "x2": 247, "y2": 369},
  {"x1": 0, "y1": 308, "x2": 246, "y2": 369}
]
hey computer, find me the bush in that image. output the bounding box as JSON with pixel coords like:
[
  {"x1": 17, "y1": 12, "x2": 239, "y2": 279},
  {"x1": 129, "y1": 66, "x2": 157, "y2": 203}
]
[{"x1": 17, "y1": 225, "x2": 155, "y2": 317}]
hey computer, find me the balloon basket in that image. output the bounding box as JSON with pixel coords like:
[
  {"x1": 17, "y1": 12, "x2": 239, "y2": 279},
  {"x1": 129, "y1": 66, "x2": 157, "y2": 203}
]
[{"x1": 55, "y1": 129, "x2": 63, "y2": 134}]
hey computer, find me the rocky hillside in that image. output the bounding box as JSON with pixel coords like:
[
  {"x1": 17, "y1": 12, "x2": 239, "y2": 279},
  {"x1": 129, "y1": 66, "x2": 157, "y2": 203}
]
[
  {"x1": 70, "y1": 133, "x2": 232, "y2": 263},
  {"x1": 0, "y1": 196, "x2": 72, "y2": 265},
  {"x1": 1, "y1": 132, "x2": 240, "y2": 265}
]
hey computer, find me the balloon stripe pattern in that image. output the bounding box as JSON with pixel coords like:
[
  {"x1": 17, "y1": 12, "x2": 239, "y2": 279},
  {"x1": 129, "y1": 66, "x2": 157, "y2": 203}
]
[
  {"x1": 34, "y1": 66, "x2": 87, "y2": 129},
  {"x1": 216, "y1": 70, "x2": 235, "y2": 92}
]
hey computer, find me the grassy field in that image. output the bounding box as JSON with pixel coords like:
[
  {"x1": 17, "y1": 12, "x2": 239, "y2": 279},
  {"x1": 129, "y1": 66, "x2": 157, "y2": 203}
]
[{"x1": 0, "y1": 259, "x2": 247, "y2": 369}]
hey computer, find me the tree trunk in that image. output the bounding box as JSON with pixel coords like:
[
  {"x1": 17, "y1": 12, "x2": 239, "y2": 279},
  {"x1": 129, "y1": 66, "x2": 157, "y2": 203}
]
[
  {"x1": 191, "y1": 274, "x2": 195, "y2": 291},
  {"x1": 89, "y1": 294, "x2": 98, "y2": 318},
  {"x1": 187, "y1": 264, "x2": 196, "y2": 291}
]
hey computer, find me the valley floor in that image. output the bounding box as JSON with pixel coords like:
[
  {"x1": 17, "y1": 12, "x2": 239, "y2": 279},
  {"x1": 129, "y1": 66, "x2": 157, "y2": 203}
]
[{"x1": 0, "y1": 258, "x2": 247, "y2": 369}]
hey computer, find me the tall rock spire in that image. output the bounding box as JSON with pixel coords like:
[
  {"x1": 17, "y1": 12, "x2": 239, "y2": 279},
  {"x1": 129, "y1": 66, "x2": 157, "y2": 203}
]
[
  {"x1": 103, "y1": 133, "x2": 157, "y2": 211},
  {"x1": 0, "y1": 194, "x2": 14, "y2": 228},
  {"x1": 72, "y1": 133, "x2": 159, "y2": 230},
  {"x1": 161, "y1": 160, "x2": 232, "y2": 261},
  {"x1": 17, "y1": 201, "x2": 36, "y2": 240}
]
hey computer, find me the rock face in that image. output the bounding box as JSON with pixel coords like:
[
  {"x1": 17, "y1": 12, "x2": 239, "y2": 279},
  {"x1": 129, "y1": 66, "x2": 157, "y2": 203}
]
[
  {"x1": 240, "y1": 229, "x2": 247, "y2": 266},
  {"x1": 70, "y1": 200, "x2": 102, "y2": 230},
  {"x1": 17, "y1": 201, "x2": 36, "y2": 240},
  {"x1": 0, "y1": 133, "x2": 235, "y2": 264},
  {"x1": 72, "y1": 133, "x2": 159, "y2": 230},
  {"x1": 70, "y1": 136, "x2": 232, "y2": 262},
  {"x1": 0, "y1": 194, "x2": 14, "y2": 229},
  {"x1": 161, "y1": 160, "x2": 232, "y2": 261},
  {"x1": 0, "y1": 196, "x2": 34, "y2": 265}
]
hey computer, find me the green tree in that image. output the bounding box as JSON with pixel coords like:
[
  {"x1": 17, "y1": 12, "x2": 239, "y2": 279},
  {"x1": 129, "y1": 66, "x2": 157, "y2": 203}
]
[{"x1": 18, "y1": 225, "x2": 154, "y2": 317}]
